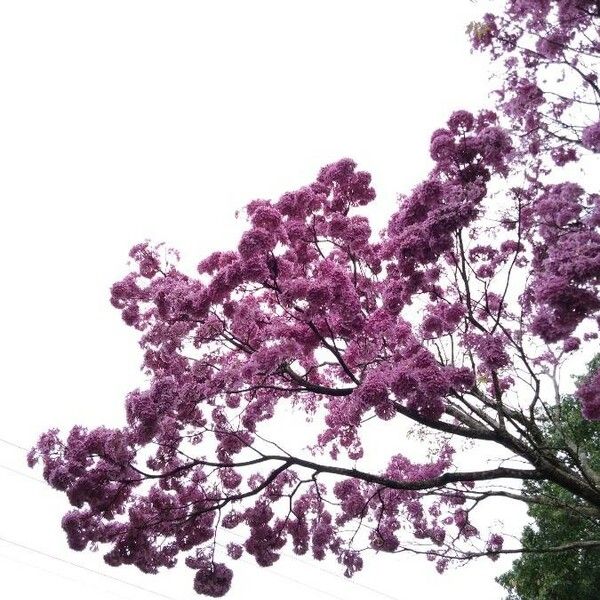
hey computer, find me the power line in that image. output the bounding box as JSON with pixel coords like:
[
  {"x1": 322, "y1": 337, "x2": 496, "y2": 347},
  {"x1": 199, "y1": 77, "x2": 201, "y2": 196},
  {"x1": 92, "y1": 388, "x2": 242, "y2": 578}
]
[
  {"x1": 0, "y1": 536, "x2": 185, "y2": 600},
  {"x1": 0, "y1": 551, "x2": 132, "y2": 600},
  {"x1": 0, "y1": 436, "x2": 29, "y2": 451},
  {"x1": 0, "y1": 462, "x2": 45, "y2": 484}
]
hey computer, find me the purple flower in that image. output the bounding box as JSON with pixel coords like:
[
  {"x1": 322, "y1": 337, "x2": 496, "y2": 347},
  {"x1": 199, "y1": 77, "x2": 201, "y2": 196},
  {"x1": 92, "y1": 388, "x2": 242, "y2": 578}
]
[
  {"x1": 193, "y1": 562, "x2": 233, "y2": 597},
  {"x1": 582, "y1": 122, "x2": 600, "y2": 152}
]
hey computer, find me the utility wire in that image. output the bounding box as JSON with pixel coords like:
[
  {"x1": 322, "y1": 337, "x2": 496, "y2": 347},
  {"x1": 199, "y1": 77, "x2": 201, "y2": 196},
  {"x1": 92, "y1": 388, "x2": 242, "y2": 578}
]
[
  {"x1": 0, "y1": 536, "x2": 185, "y2": 600},
  {"x1": 0, "y1": 551, "x2": 132, "y2": 600},
  {"x1": 0, "y1": 436, "x2": 29, "y2": 451},
  {"x1": 0, "y1": 462, "x2": 44, "y2": 483}
]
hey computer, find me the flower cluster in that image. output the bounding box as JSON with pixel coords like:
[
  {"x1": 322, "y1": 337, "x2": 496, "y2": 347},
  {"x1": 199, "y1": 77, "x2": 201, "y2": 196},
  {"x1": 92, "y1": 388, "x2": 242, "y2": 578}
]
[
  {"x1": 470, "y1": 1, "x2": 599, "y2": 162},
  {"x1": 577, "y1": 369, "x2": 600, "y2": 420}
]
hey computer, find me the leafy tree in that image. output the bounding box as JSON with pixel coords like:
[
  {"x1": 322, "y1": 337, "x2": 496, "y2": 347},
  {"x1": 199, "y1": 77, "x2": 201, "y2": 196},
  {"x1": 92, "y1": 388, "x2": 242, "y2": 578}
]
[
  {"x1": 498, "y1": 356, "x2": 600, "y2": 599},
  {"x1": 30, "y1": 1, "x2": 600, "y2": 596}
]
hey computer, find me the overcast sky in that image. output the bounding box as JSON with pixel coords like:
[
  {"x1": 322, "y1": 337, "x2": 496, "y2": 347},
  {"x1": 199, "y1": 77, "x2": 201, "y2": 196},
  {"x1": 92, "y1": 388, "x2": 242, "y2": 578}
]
[{"x1": 0, "y1": 1, "x2": 523, "y2": 598}]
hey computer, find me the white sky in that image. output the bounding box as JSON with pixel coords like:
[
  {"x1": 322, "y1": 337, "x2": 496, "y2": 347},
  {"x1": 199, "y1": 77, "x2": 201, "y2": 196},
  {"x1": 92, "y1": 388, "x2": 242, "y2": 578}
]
[{"x1": 0, "y1": 1, "x2": 524, "y2": 598}]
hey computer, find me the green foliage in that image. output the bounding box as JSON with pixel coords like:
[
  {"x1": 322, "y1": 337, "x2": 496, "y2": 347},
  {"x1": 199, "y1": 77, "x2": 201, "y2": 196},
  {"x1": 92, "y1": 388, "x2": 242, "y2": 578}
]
[{"x1": 498, "y1": 357, "x2": 600, "y2": 599}]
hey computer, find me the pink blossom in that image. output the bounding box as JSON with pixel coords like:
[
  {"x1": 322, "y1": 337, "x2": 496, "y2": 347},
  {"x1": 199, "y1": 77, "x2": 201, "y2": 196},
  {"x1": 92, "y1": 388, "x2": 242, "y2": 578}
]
[
  {"x1": 582, "y1": 122, "x2": 600, "y2": 152},
  {"x1": 193, "y1": 562, "x2": 233, "y2": 597}
]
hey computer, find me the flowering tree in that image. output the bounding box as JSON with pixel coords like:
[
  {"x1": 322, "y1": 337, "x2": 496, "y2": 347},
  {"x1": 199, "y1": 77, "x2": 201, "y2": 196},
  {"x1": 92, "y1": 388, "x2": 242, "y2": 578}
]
[{"x1": 30, "y1": 1, "x2": 600, "y2": 596}]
